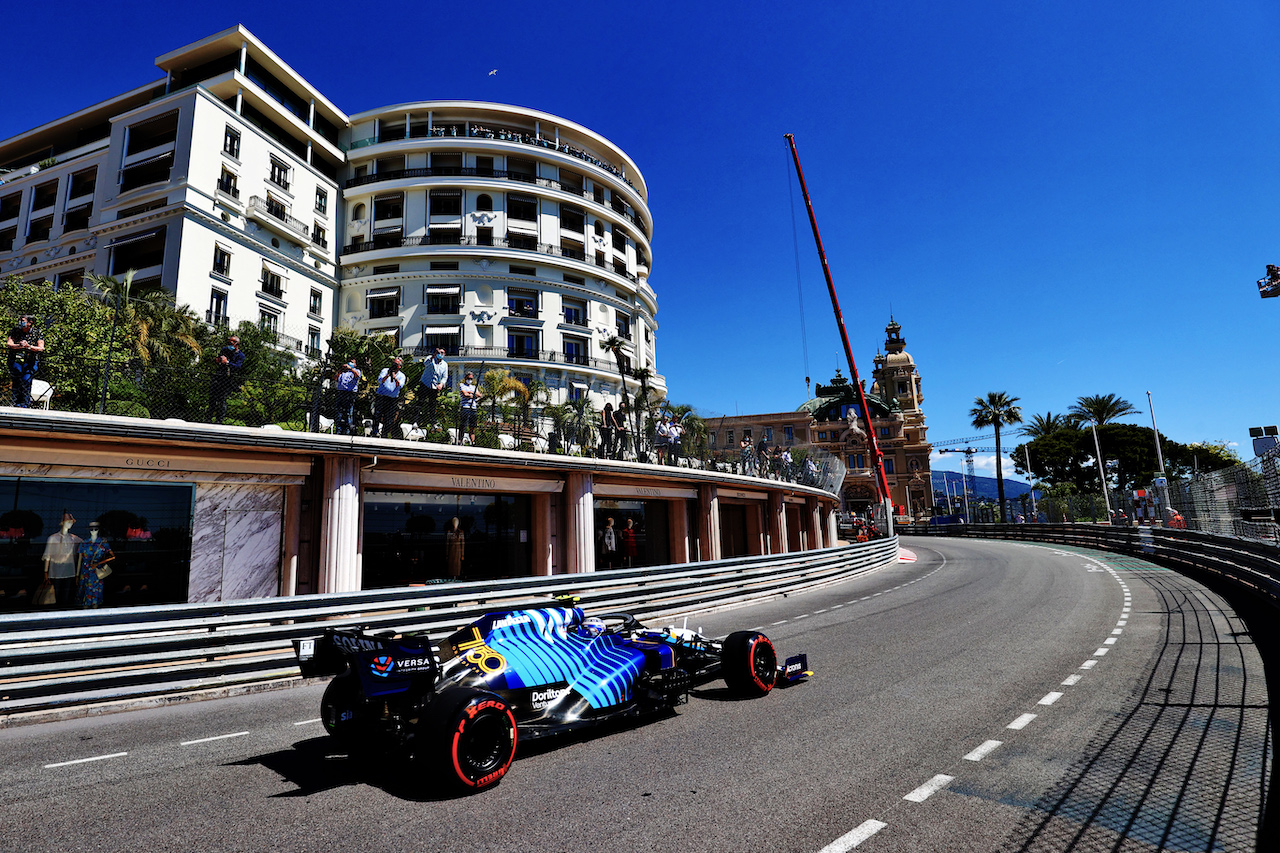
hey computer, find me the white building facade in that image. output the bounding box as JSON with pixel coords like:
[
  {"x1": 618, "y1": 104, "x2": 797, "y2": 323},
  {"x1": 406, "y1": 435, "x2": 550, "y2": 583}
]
[{"x1": 0, "y1": 27, "x2": 661, "y2": 408}]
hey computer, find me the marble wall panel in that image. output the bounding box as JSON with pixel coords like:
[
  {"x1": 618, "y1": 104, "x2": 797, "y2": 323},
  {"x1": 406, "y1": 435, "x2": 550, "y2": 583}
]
[{"x1": 190, "y1": 483, "x2": 284, "y2": 603}]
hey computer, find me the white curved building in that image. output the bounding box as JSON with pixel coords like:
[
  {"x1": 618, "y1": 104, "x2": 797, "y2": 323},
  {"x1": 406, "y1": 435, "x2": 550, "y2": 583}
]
[{"x1": 338, "y1": 102, "x2": 663, "y2": 408}]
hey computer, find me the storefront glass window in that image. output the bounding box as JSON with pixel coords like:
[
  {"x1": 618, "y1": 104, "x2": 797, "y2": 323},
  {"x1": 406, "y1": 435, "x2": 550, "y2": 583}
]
[
  {"x1": 363, "y1": 490, "x2": 531, "y2": 587},
  {"x1": 0, "y1": 478, "x2": 193, "y2": 612},
  {"x1": 593, "y1": 499, "x2": 669, "y2": 570}
]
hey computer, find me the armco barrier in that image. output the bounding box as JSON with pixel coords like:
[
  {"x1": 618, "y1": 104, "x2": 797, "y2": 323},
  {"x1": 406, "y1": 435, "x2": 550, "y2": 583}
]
[
  {"x1": 0, "y1": 538, "x2": 897, "y2": 720},
  {"x1": 905, "y1": 524, "x2": 1280, "y2": 611}
]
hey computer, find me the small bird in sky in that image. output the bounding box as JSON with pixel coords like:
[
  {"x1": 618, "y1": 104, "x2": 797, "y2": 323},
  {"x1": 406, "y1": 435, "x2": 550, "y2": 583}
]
[{"x1": 488, "y1": 69, "x2": 498, "y2": 76}]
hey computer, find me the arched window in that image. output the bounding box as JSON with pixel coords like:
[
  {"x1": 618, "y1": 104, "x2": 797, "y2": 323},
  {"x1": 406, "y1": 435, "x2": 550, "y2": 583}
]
[
  {"x1": 476, "y1": 194, "x2": 493, "y2": 211},
  {"x1": 593, "y1": 219, "x2": 604, "y2": 237},
  {"x1": 352, "y1": 202, "x2": 367, "y2": 220}
]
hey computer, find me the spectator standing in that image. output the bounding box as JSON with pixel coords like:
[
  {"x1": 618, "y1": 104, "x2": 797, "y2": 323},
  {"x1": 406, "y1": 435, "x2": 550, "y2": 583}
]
[
  {"x1": 6, "y1": 315, "x2": 45, "y2": 408},
  {"x1": 667, "y1": 417, "x2": 683, "y2": 466},
  {"x1": 419, "y1": 347, "x2": 449, "y2": 427},
  {"x1": 458, "y1": 371, "x2": 479, "y2": 445},
  {"x1": 654, "y1": 414, "x2": 672, "y2": 465},
  {"x1": 333, "y1": 360, "x2": 361, "y2": 435},
  {"x1": 206, "y1": 335, "x2": 244, "y2": 423},
  {"x1": 781, "y1": 446, "x2": 794, "y2": 481},
  {"x1": 600, "y1": 403, "x2": 618, "y2": 458},
  {"x1": 740, "y1": 436, "x2": 753, "y2": 475},
  {"x1": 371, "y1": 357, "x2": 406, "y2": 438}
]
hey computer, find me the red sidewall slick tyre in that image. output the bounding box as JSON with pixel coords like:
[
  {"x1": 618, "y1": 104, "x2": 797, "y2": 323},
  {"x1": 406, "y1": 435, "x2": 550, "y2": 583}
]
[
  {"x1": 722, "y1": 631, "x2": 778, "y2": 696},
  {"x1": 426, "y1": 688, "x2": 518, "y2": 791}
]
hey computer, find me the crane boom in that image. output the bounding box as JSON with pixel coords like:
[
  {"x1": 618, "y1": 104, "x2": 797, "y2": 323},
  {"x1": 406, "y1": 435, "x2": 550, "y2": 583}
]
[{"x1": 784, "y1": 133, "x2": 892, "y2": 511}]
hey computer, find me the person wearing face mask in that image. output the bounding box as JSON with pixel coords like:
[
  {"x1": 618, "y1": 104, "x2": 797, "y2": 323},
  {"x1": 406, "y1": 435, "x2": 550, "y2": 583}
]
[
  {"x1": 76, "y1": 521, "x2": 114, "y2": 609},
  {"x1": 418, "y1": 347, "x2": 449, "y2": 428},
  {"x1": 334, "y1": 359, "x2": 362, "y2": 436},
  {"x1": 6, "y1": 314, "x2": 45, "y2": 408}
]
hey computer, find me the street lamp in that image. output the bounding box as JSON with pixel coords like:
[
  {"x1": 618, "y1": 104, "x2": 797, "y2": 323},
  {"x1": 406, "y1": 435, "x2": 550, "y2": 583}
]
[{"x1": 1089, "y1": 420, "x2": 1113, "y2": 522}]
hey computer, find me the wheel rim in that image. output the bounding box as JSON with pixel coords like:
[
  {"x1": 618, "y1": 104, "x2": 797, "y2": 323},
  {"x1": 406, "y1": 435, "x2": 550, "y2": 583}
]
[
  {"x1": 751, "y1": 638, "x2": 777, "y2": 690},
  {"x1": 456, "y1": 712, "x2": 513, "y2": 780}
]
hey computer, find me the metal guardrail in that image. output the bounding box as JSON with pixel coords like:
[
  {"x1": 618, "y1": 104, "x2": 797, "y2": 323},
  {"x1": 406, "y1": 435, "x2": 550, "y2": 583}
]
[
  {"x1": 904, "y1": 523, "x2": 1280, "y2": 611},
  {"x1": 0, "y1": 539, "x2": 897, "y2": 719}
]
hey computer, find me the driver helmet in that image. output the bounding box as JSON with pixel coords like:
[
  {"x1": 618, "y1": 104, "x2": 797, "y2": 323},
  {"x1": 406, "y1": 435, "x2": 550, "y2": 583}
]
[{"x1": 579, "y1": 616, "x2": 606, "y2": 639}]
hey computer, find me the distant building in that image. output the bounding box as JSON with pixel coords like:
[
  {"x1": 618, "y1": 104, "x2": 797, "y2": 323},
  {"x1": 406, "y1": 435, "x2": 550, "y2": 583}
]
[
  {"x1": 710, "y1": 317, "x2": 932, "y2": 517},
  {"x1": 0, "y1": 25, "x2": 660, "y2": 409}
]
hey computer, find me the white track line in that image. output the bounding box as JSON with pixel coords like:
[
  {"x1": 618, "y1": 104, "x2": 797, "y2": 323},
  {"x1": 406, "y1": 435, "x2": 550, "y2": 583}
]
[
  {"x1": 817, "y1": 820, "x2": 888, "y2": 852},
  {"x1": 45, "y1": 751, "x2": 128, "y2": 768},
  {"x1": 1007, "y1": 713, "x2": 1037, "y2": 730},
  {"x1": 1061, "y1": 674, "x2": 1082, "y2": 686},
  {"x1": 294, "y1": 718, "x2": 322, "y2": 726},
  {"x1": 181, "y1": 731, "x2": 249, "y2": 746},
  {"x1": 963, "y1": 740, "x2": 1003, "y2": 761},
  {"x1": 1038, "y1": 692, "x2": 1064, "y2": 706},
  {"x1": 903, "y1": 774, "x2": 954, "y2": 802}
]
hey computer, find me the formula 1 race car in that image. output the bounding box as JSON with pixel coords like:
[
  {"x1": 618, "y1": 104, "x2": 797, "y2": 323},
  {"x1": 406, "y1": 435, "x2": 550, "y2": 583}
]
[{"x1": 293, "y1": 606, "x2": 810, "y2": 791}]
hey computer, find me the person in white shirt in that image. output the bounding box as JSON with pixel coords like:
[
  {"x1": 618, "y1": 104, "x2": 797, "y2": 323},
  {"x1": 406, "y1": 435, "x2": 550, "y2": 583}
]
[{"x1": 458, "y1": 372, "x2": 479, "y2": 445}]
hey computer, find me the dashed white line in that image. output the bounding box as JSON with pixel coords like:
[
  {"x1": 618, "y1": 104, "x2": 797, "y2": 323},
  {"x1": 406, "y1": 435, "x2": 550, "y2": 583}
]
[
  {"x1": 181, "y1": 731, "x2": 250, "y2": 746},
  {"x1": 1117, "y1": 620, "x2": 1127, "y2": 626},
  {"x1": 796, "y1": 614, "x2": 810, "y2": 620},
  {"x1": 1007, "y1": 713, "x2": 1037, "y2": 730},
  {"x1": 963, "y1": 740, "x2": 1003, "y2": 761},
  {"x1": 903, "y1": 774, "x2": 954, "y2": 802},
  {"x1": 1111, "y1": 628, "x2": 1123, "y2": 635},
  {"x1": 1061, "y1": 674, "x2": 1082, "y2": 686},
  {"x1": 1038, "y1": 692, "x2": 1064, "y2": 706},
  {"x1": 1081, "y1": 659, "x2": 1097, "y2": 669},
  {"x1": 772, "y1": 620, "x2": 789, "y2": 626},
  {"x1": 814, "y1": 609, "x2": 828, "y2": 614},
  {"x1": 1104, "y1": 638, "x2": 1118, "y2": 645},
  {"x1": 831, "y1": 604, "x2": 844, "y2": 609},
  {"x1": 45, "y1": 751, "x2": 128, "y2": 769},
  {"x1": 294, "y1": 718, "x2": 322, "y2": 726},
  {"x1": 1094, "y1": 648, "x2": 1110, "y2": 656},
  {"x1": 817, "y1": 819, "x2": 888, "y2": 852}
]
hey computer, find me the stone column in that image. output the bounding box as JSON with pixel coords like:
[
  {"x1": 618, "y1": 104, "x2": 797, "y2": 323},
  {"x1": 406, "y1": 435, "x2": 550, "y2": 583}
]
[
  {"x1": 768, "y1": 492, "x2": 787, "y2": 555},
  {"x1": 319, "y1": 455, "x2": 361, "y2": 593},
  {"x1": 808, "y1": 497, "x2": 824, "y2": 550},
  {"x1": 564, "y1": 471, "x2": 595, "y2": 573},
  {"x1": 668, "y1": 498, "x2": 690, "y2": 563},
  {"x1": 280, "y1": 483, "x2": 302, "y2": 596},
  {"x1": 698, "y1": 484, "x2": 722, "y2": 563},
  {"x1": 826, "y1": 504, "x2": 839, "y2": 545},
  {"x1": 532, "y1": 492, "x2": 553, "y2": 576}
]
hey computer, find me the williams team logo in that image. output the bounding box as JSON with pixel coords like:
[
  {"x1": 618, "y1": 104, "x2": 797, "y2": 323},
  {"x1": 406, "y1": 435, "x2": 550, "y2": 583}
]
[{"x1": 370, "y1": 655, "x2": 396, "y2": 677}]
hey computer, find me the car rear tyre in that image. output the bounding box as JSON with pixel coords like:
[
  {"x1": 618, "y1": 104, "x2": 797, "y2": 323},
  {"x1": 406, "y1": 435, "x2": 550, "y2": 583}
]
[
  {"x1": 423, "y1": 687, "x2": 518, "y2": 791},
  {"x1": 722, "y1": 631, "x2": 777, "y2": 696},
  {"x1": 321, "y1": 673, "x2": 370, "y2": 747}
]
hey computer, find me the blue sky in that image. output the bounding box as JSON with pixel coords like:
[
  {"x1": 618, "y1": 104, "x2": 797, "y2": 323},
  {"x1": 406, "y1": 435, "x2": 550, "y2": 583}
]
[{"x1": 5, "y1": 1, "x2": 1279, "y2": 477}]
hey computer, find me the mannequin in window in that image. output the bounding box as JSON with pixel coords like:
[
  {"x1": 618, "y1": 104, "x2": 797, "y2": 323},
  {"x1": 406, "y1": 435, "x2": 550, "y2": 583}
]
[
  {"x1": 76, "y1": 521, "x2": 115, "y2": 609},
  {"x1": 445, "y1": 516, "x2": 465, "y2": 579},
  {"x1": 42, "y1": 511, "x2": 81, "y2": 608},
  {"x1": 620, "y1": 518, "x2": 638, "y2": 567}
]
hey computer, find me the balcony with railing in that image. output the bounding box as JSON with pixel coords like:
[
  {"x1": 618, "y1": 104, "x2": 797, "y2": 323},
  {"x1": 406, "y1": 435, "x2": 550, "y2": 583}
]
[
  {"x1": 215, "y1": 178, "x2": 240, "y2": 199},
  {"x1": 343, "y1": 167, "x2": 649, "y2": 239},
  {"x1": 400, "y1": 344, "x2": 623, "y2": 373},
  {"x1": 345, "y1": 124, "x2": 637, "y2": 190},
  {"x1": 247, "y1": 196, "x2": 310, "y2": 240},
  {"x1": 340, "y1": 233, "x2": 639, "y2": 283},
  {"x1": 205, "y1": 310, "x2": 230, "y2": 329}
]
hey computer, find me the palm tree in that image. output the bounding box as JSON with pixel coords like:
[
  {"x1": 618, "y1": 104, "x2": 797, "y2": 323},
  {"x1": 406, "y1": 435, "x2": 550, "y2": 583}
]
[
  {"x1": 1069, "y1": 394, "x2": 1139, "y2": 426},
  {"x1": 969, "y1": 391, "x2": 1023, "y2": 521},
  {"x1": 1020, "y1": 411, "x2": 1070, "y2": 439},
  {"x1": 599, "y1": 334, "x2": 637, "y2": 458},
  {"x1": 89, "y1": 271, "x2": 201, "y2": 365},
  {"x1": 479, "y1": 368, "x2": 528, "y2": 427}
]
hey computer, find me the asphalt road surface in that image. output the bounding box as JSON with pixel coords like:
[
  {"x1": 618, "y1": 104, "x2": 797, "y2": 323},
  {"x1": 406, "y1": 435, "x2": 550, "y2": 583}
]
[{"x1": 0, "y1": 537, "x2": 1270, "y2": 852}]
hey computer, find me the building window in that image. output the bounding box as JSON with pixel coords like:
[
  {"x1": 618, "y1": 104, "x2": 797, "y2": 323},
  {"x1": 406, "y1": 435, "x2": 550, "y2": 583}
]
[
  {"x1": 709, "y1": 431, "x2": 717, "y2": 448},
  {"x1": 560, "y1": 204, "x2": 585, "y2": 233},
  {"x1": 818, "y1": 432, "x2": 828, "y2": 441},
  {"x1": 612, "y1": 228, "x2": 626, "y2": 252},
  {"x1": 208, "y1": 290, "x2": 229, "y2": 327},
  {"x1": 372, "y1": 264, "x2": 400, "y2": 274},
  {"x1": 268, "y1": 158, "x2": 291, "y2": 191},
  {"x1": 55, "y1": 268, "x2": 85, "y2": 289},
  {"x1": 476, "y1": 193, "x2": 493, "y2": 212},
  {"x1": 507, "y1": 157, "x2": 536, "y2": 182},
  {"x1": 259, "y1": 309, "x2": 279, "y2": 335},
  {"x1": 309, "y1": 288, "x2": 323, "y2": 316},
  {"x1": 507, "y1": 193, "x2": 537, "y2": 221},
  {"x1": 429, "y1": 189, "x2": 461, "y2": 217},
  {"x1": 307, "y1": 327, "x2": 322, "y2": 358},
  {"x1": 431, "y1": 261, "x2": 459, "y2": 271},
  {"x1": 68, "y1": 167, "x2": 97, "y2": 199},
  {"x1": 223, "y1": 126, "x2": 241, "y2": 158},
  {"x1": 217, "y1": 168, "x2": 239, "y2": 198},
  {"x1": 1, "y1": 192, "x2": 22, "y2": 221},
  {"x1": 726, "y1": 430, "x2": 734, "y2": 448},
  {"x1": 509, "y1": 264, "x2": 536, "y2": 277},
  {"x1": 315, "y1": 188, "x2": 328, "y2": 215},
  {"x1": 508, "y1": 288, "x2": 538, "y2": 318},
  {"x1": 25, "y1": 215, "x2": 53, "y2": 242},
  {"x1": 563, "y1": 300, "x2": 587, "y2": 327},
  {"x1": 421, "y1": 329, "x2": 460, "y2": 356},
  {"x1": 31, "y1": 180, "x2": 58, "y2": 211},
  {"x1": 312, "y1": 223, "x2": 327, "y2": 249},
  {"x1": 563, "y1": 273, "x2": 585, "y2": 286},
  {"x1": 563, "y1": 335, "x2": 588, "y2": 365},
  {"x1": 615, "y1": 312, "x2": 631, "y2": 340},
  {"x1": 783, "y1": 426, "x2": 794, "y2": 445},
  {"x1": 507, "y1": 331, "x2": 539, "y2": 359},
  {"x1": 368, "y1": 326, "x2": 402, "y2": 348},
  {"x1": 260, "y1": 269, "x2": 284, "y2": 298},
  {"x1": 109, "y1": 226, "x2": 166, "y2": 274},
  {"x1": 213, "y1": 245, "x2": 231, "y2": 277},
  {"x1": 367, "y1": 287, "x2": 400, "y2": 319},
  {"x1": 126, "y1": 111, "x2": 178, "y2": 155},
  {"x1": 764, "y1": 427, "x2": 774, "y2": 442},
  {"x1": 426, "y1": 286, "x2": 461, "y2": 314},
  {"x1": 63, "y1": 203, "x2": 92, "y2": 233},
  {"x1": 880, "y1": 427, "x2": 891, "y2": 437},
  {"x1": 884, "y1": 458, "x2": 895, "y2": 475}
]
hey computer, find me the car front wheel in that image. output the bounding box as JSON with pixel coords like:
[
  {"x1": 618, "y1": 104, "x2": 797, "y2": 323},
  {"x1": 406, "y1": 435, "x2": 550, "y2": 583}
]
[{"x1": 722, "y1": 631, "x2": 777, "y2": 696}]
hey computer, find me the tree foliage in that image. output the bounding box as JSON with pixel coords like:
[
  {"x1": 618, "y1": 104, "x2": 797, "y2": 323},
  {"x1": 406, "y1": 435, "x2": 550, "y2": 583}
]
[
  {"x1": 970, "y1": 391, "x2": 1022, "y2": 520},
  {"x1": 1068, "y1": 393, "x2": 1139, "y2": 426}
]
